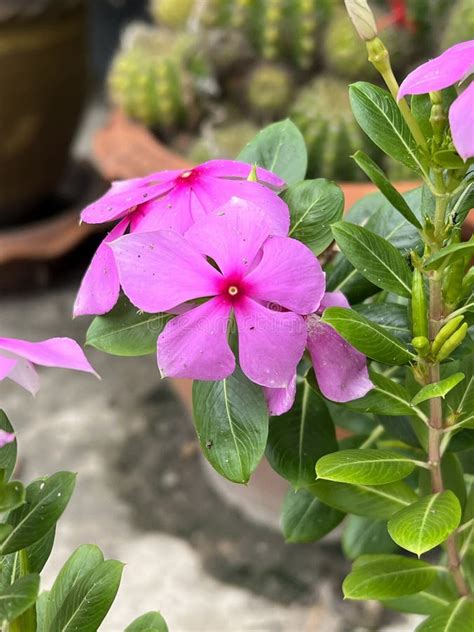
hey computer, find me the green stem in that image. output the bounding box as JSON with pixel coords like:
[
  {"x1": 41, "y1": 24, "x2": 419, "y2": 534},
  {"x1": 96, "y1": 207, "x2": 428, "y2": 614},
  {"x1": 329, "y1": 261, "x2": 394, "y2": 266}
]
[{"x1": 360, "y1": 424, "x2": 384, "y2": 448}]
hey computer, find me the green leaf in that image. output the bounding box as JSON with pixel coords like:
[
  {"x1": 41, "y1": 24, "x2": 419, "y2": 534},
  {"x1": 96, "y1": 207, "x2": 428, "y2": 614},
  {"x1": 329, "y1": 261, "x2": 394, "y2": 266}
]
[
  {"x1": 316, "y1": 449, "x2": 416, "y2": 486},
  {"x1": 0, "y1": 480, "x2": 25, "y2": 512},
  {"x1": 331, "y1": 222, "x2": 413, "y2": 297},
  {"x1": 416, "y1": 597, "x2": 474, "y2": 632},
  {"x1": 86, "y1": 296, "x2": 170, "y2": 357},
  {"x1": 321, "y1": 307, "x2": 415, "y2": 365},
  {"x1": 349, "y1": 82, "x2": 427, "y2": 176},
  {"x1": 352, "y1": 151, "x2": 422, "y2": 228},
  {"x1": 36, "y1": 591, "x2": 50, "y2": 632},
  {"x1": 354, "y1": 303, "x2": 411, "y2": 344},
  {"x1": 284, "y1": 179, "x2": 344, "y2": 255},
  {"x1": 281, "y1": 488, "x2": 344, "y2": 543},
  {"x1": 450, "y1": 180, "x2": 474, "y2": 226},
  {"x1": 342, "y1": 515, "x2": 396, "y2": 560},
  {"x1": 425, "y1": 239, "x2": 474, "y2": 271},
  {"x1": 343, "y1": 554, "x2": 437, "y2": 600},
  {"x1": 419, "y1": 453, "x2": 466, "y2": 509},
  {"x1": 309, "y1": 479, "x2": 417, "y2": 520},
  {"x1": 0, "y1": 574, "x2": 39, "y2": 622},
  {"x1": 0, "y1": 411, "x2": 17, "y2": 480},
  {"x1": 192, "y1": 368, "x2": 268, "y2": 484},
  {"x1": 125, "y1": 612, "x2": 169, "y2": 632},
  {"x1": 49, "y1": 559, "x2": 124, "y2": 632},
  {"x1": 238, "y1": 119, "x2": 307, "y2": 185},
  {"x1": 434, "y1": 149, "x2": 466, "y2": 169},
  {"x1": 412, "y1": 373, "x2": 465, "y2": 406},
  {"x1": 383, "y1": 574, "x2": 457, "y2": 615},
  {"x1": 45, "y1": 545, "x2": 104, "y2": 630},
  {"x1": 266, "y1": 382, "x2": 337, "y2": 488},
  {"x1": 1, "y1": 472, "x2": 76, "y2": 555},
  {"x1": 388, "y1": 491, "x2": 462, "y2": 556}
]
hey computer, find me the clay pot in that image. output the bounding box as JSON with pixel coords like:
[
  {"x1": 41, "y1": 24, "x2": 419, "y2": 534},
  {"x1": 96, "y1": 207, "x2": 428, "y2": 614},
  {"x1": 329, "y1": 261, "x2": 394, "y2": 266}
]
[{"x1": 0, "y1": 2, "x2": 87, "y2": 224}]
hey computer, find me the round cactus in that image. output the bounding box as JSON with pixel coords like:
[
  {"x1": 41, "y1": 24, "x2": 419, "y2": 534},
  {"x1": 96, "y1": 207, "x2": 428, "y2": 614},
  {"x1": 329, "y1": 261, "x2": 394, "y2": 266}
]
[
  {"x1": 149, "y1": 0, "x2": 195, "y2": 29},
  {"x1": 108, "y1": 25, "x2": 200, "y2": 133},
  {"x1": 441, "y1": 0, "x2": 474, "y2": 50},
  {"x1": 188, "y1": 120, "x2": 259, "y2": 162},
  {"x1": 245, "y1": 62, "x2": 293, "y2": 120},
  {"x1": 290, "y1": 76, "x2": 374, "y2": 181}
]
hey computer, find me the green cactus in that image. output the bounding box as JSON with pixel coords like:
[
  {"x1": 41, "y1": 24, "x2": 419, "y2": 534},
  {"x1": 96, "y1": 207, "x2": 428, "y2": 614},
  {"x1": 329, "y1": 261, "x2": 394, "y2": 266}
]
[
  {"x1": 149, "y1": 0, "x2": 194, "y2": 29},
  {"x1": 188, "y1": 120, "x2": 259, "y2": 163},
  {"x1": 441, "y1": 0, "x2": 474, "y2": 50},
  {"x1": 108, "y1": 26, "x2": 200, "y2": 133},
  {"x1": 290, "y1": 76, "x2": 374, "y2": 181},
  {"x1": 245, "y1": 63, "x2": 293, "y2": 120}
]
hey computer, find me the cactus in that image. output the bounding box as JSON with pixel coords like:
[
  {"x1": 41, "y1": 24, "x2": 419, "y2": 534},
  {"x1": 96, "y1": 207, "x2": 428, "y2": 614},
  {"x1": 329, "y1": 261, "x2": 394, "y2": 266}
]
[
  {"x1": 441, "y1": 0, "x2": 474, "y2": 50},
  {"x1": 245, "y1": 63, "x2": 293, "y2": 120},
  {"x1": 149, "y1": 0, "x2": 194, "y2": 29},
  {"x1": 108, "y1": 25, "x2": 201, "y2": 133},
  {"x1": 290, "y1": 76, "x2": 374, "y2": 181},
  {"x1": 188, "y1": 120, "x2": 259, "y2": 162}
]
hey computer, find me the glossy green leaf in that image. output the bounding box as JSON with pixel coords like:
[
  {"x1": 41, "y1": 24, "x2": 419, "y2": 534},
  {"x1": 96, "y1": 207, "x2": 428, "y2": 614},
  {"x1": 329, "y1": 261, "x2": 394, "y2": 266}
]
[
  {"x1": 45, "y1": 545, "x2": 104, "y2": 630},
  {"x1": 349, "y1": 82, "x2": 427, "y2": 176},
  {"x1": 1, "y1": 472, "x2": 76, "y2": 555},
  {"x1": 416, "y1": 597, "x2": 474, "y2": 632},
  {"x1": 354, "y1": 303, "x2": 411, "y2": 344},
  {"x1": 412, "y1": 373, "x2": 465, "y2": 406},
  {"x1": 450, "y1": 180, "x2": 474, "y2": 226},
  {"x1": 332, "y1": 222, "x2": 412, "y2": 297},
  {"x1": 316, "y1": 449, "x2": 416, "y2": 486},
  {"x1": 343, "y1": 554, "x2": 437, "y2": 600},
  {"x1": 383, "y1": 574, "x2": 457, "y2": 615},
  {"x1": 425, "y1": 239, "x2": 474, "y2": 271},
  {"x1": 342, "y1": 515, "x2": 396, "y2": 560},
  {"x1": 281, "y1": 488, "x2": 344, "y2": 543},
  {"x1": 86, "y1": 296, "x2": 170, "y2": 357},
  {"x1": 238, "y1": 119, "x2": 307, "y2": 185},
  {"x1": 0, "y1": 480, "x2": 25, "y2": 512},
  {"x1": 49, "y1": 559, "x2": 124, "y2": 632},
  {"x1": 347, "y1": 370, "x2": 423, "y2": 418},
  {"x1": 36, "y1": 591, "x2": 49, "y2": 632},
  {"x1": 321, "y1": 307, "x2": 415, "y2": 365},
  {"x1": 266, "y1": 382, "x2": 337, "y2": 488},
  {"x1": 309, "y1": 479, "x2": 417, "y2": 520},
  {"x1": 0, "y1": 574, "x2": 39, "y2": 622},
  {"x1": 352, "y1": 151, "x2": 422, "y2": 228},
  {"x1": 1, "y1": 527, "x2": 57, "y2": 592},
  {"x1": 193, "y1": 368, "x2": 268, "y2": 484},
  {"x1": 284, "y1": 179, "x2": 344, "y2": 255},
  {"x1": 419, "y1": 453, "x2": 466, "y2": 509},
  {"x1": 125, "y1": 612, "x2": 169, "y2": 631},
  {"x1": 434, "y1": 149, "x2": 466, "y2": 169},
  {"x1": 0, "y1": 411, "x2": 17, "y2": 480},
  {"x1": 388, "y1": 491, "x2": 462, "y2": 556}
]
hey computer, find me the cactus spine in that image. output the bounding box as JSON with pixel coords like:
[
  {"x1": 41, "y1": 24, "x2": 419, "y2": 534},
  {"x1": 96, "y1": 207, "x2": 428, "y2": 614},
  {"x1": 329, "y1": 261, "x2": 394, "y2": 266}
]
[{"x1": 245, "y1": 63, "x2": 293, "y2": 120}]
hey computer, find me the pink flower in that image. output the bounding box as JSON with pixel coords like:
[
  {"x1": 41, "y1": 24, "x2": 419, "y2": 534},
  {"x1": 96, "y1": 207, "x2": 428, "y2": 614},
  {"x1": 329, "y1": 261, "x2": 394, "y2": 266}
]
[
  {"x1": 0, "y1": 431, "x2": 15, "y2": 448},
  {"x1": 74, "y1": 160, "x2": 289, "y2": 317},
  {"x1": 265, "y1": 292, "x2": 373, "y2": 415},
  {"x1": 0, "y1": 337, "x2": 98, "y2": 395},
  {"x1": 110, "y1": 198, "x2": 325, "y2": 388},
  {"x1": 398, "y1": 40, "x2": 474, "y2": 160}
]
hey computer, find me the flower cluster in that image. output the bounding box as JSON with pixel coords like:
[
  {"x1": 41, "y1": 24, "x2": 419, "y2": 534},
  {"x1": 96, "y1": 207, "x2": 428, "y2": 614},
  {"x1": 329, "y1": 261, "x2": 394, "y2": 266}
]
[{"x1": 76, "y1": 160, "x2": 372, "y2": 413}]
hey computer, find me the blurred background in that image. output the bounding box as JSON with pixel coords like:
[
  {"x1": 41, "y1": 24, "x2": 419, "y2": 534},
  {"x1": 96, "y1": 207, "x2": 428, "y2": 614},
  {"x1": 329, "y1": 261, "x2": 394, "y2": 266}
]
[{"x1": 0, "y1": 1, "x2": 472, "y2": 630}]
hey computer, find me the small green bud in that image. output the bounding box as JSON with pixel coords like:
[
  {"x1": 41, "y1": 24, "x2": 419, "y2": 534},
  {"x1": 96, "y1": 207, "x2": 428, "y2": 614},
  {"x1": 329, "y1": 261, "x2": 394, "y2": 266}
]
[
  {"x1": 435, "y1": 322, "x2": 468, "y2": 362},
  {"x1": 412, "y1": 336, "x2": 430, "y2": 357},
  {"x1": 366, "y1": 37, "x2": 392, "y2": 76},
  {"x1": 411, "y1": 268, "x2": 429, "y2": 339},
  {"x1": 443, "y1": 257, "x2": 466, "y2": 307},
  {"x1": 429, "y1": 92, "x2": 447, "y2": 143},
  {"x1": 431, "y1": 315, "x2": 465, "y2": 357},
  {"x1": 247, "y1": 164, "x2": 258, "y2": 182},
  {"x1": 344, "y1": 0, "x2": 378, "y2": 42}
]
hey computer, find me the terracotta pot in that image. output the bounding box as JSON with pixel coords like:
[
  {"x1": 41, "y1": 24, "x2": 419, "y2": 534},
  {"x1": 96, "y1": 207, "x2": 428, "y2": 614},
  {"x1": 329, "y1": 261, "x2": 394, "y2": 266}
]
[{"x1": 0, "y1": 2, "x2": 87, "y2": 224}]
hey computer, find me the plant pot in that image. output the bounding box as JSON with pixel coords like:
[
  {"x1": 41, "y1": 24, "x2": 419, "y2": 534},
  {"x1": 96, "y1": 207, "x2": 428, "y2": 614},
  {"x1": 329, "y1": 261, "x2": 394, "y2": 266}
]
[{"x1": 0, "y1": 2, "x2": 87, "y2": 225}]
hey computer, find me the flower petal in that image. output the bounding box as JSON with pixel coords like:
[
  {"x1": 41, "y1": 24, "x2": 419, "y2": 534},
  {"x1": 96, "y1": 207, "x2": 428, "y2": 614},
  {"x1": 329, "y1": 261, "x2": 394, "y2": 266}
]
[
  {"x1": 185, "y1": 198, "x2": 272, "y2": 277},
  {"x1": 157, "y1": 297, "x2": 234, "y2": 380},
  {"x1": 198, "y1": 159, "x2": 286, "y2": 188},
  {"x1": 0, "y1": 355, "x2": 17, "y2": 381},
  {"x1": 7, "y1": 358, "x2": 41, "y2": 395},
  {"x1": 398, "y1": 40, "x2": 474, "y2": 98},
  {"x1": 111, "y1": 230, "x2": 221, "y2": 312},
  {"x1": 449, "y1": 83, "x2": 474, "y2": 161},
  {"x1": 306, "y1": 318, "x2": 373, "y2": 403},
  {"x1": 193, "y1": 176, "x2": 290, "y2": 236},
  {"x1": 264, "y1": 374, "x2": 297, "y2": 416},
  {"x1": 73, "y1": 218, "x2": 129, "y2": 317},
  {"x1": 130, "y1": 185, "x2": 195, "y2": 234},
  {"x1": 0, "y1": 337, "x2": 98, "y2": 377},
  {"x1": 245, "y1": 236, "x2": 325, "y2": 314},
  {"x1": 0, "y1": 430, "x2": 15, "y2": 448},
  {"x1": 235, "y1": 297, "x2": 306, "y2": 388},
  {"x1": 318, "y1": 291, "x2": 350, "y2": 312}
]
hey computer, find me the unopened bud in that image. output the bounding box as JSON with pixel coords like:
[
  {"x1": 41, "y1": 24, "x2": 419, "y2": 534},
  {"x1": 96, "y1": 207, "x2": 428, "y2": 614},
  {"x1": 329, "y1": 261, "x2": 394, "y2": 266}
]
[
  {"x1": 431, "y1": 315, "x2": 465, "y2": 358},
  {"x1": 435, "y1": 322, "x2": 468, "y2": 362},
  {"x1": 412, "y1": 336, "x2": 430, "y2": 357},
  {"x1": 411, "y1": 268, "x2": 428, "y2": 339},
  {"x1": 344, "y1": 0, "x2": 378, "y2": 42}
]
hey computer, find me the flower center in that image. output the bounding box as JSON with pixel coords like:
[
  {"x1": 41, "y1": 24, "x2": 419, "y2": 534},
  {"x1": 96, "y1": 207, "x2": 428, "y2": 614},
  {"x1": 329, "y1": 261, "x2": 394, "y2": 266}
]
[
  {"x1": 180, "y1": 170, "x2": 193, "y2": 179},
  {"x1": 227, "y1": 285, "x2": 239, "y2": 296}
]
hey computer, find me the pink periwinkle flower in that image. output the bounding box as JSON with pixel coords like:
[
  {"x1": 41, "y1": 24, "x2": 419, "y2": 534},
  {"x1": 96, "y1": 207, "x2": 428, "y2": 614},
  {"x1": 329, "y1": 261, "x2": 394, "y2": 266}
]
[
  {"x1": 0, "y1": 431, "x2": 15, "y2": 448},
  {"x1": 74, "y1": 160, "x2": 289, "y2": 318},
  {"x1": 265, "y1": 292, "x2": 373, "y2": 415},
  {"x1": 110, "y1": 198, "x2": 325, "y2": 389},
  {"x1": 0, "y1": 337, "x2": 98, "y2": 395},
  {"x1": 398, "y1": 40, "x2": 474, "y2": 161}
]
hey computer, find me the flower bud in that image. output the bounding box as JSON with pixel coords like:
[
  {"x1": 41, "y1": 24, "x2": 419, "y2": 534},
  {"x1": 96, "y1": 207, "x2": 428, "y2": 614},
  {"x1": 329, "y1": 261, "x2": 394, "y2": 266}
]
[
  {"x1": 431, "y1": 315, "x2": 465, "y2": 358},
  {"x1": 412, "y1": 336, "x2": 430, "y2": 357},
  {"x1": 435, "y1": 322, "x2": 468, "y2": 362},
  {"x1": 344, "y1": 0, "x2": 378, "y2": 42},
  {"x1": 411, "y1": 268, "x2": 428, "y2": 339}
]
